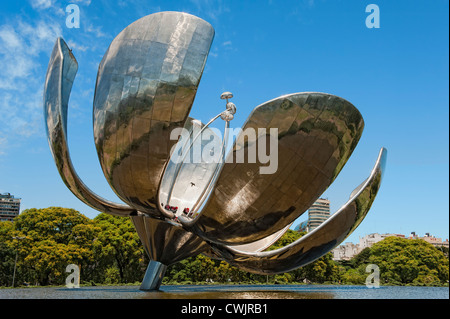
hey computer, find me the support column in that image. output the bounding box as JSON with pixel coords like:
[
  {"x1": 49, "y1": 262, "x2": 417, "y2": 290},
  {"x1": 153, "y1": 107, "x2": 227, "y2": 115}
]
[{"x1": 140, "y1": 260, "x2": 167, "y2": 291}]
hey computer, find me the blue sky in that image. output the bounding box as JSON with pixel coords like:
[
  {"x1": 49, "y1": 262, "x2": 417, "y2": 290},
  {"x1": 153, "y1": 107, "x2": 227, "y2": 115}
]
[{"x1": 0, "y1": 0, "x2": 448, "y2": 245}]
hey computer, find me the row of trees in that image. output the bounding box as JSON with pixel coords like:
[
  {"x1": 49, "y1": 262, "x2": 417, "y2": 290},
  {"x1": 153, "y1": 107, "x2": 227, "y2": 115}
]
[
  {"x1": 0, "y1": 207, "x2": 448, "y2": 287},
  {"x1": 164, "y1": 231, "x2": 449, "y2": 286},
  {"x1": 0, "y1": 207, "x2": 148, "y2": 286},
  {"x1": 339, "y1": 237, "x2": 449, "y2": 286}
]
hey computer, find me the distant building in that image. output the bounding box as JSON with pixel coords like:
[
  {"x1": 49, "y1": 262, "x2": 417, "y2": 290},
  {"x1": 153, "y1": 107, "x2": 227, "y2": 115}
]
[
  {"x1": 307, "y1": 198, "x2": 330, "y2": 231},
  {"x1": 0, "y1": 193, "x2": 21, "y2": 222},
  {"x1": 333, "y1": 232, "x2": 448, "y2": 260},
  {"x1": 358, "y1": 232, "x2": 404, "y2": 251},
  {"x1": 333, "y1": 233, "x2": 405, "y2": 261},
  {"x1": 333, "y1": 242, "x2": 359, "y2": 261},
  {"x1": 409, "y1": 232, "x2": 449, "y2": 249}
]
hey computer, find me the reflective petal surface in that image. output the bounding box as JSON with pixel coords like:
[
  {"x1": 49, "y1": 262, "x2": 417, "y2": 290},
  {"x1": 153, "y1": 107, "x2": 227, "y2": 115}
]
[
  {"x1": 188, "y1": 92, "x2": 365, "y2": 245},
  {"x1": 93, "y1": 12, "x2": 214, "y2": 217},
  {"x1": 158, "y1": 117, "x2": 224, "y2": 220},
  {"x1": 131, "y1": 215, "x2": 208, "y2": 265},
  {"x1": 208, "y1": 148, "x2": 387, "y2": 274},
  {"x1": 43, "y1": 38, "x2": 135, "y2": 217}
]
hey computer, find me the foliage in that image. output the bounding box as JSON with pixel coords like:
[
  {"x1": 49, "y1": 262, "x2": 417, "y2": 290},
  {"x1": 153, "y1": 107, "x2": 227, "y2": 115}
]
[
  {"x1": 0, "y1": 209, "x2": 448, "y2": 287},
  {"x1": 368, "y1": 237, "x2": 449, "y2": 286},
  {"x1": 4, "y1": 207, "x2": 98, "y2": 286},
  {"x1": 0, "y1": 208, "x2": 147, "y2": 287},
  {"x1": 92, "y1": 213, "x2": 147, "y2": 284},
  {"x1": 338, "y1": 236, "x2": 449, "y2": 286},
  {"x1": 164, "y1": 230, "x2": 340, "y2": 285}
]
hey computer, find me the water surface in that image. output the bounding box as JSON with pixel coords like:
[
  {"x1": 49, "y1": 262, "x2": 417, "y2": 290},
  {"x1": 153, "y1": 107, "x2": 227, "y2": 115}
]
[{"x1": 0, "y1": 284, "x2": 448, "y2": 299}]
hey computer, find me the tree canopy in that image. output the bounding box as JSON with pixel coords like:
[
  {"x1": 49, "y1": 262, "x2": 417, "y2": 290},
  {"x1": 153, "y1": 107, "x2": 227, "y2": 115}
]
[
  {"x1": 0, "y1": 207, "x2": 146, "y2": 286},
  {"x1": 0, "y1": 208, "x2": 448, "y2": 287},
  {"x1": 369, "y1": 237, "x2": 449, "y2": 285}
]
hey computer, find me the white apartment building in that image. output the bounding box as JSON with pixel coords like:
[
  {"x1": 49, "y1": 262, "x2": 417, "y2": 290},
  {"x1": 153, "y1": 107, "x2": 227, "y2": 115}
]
[{"x1": 332, "y1": 233, "x2": 405, "y2": 261}]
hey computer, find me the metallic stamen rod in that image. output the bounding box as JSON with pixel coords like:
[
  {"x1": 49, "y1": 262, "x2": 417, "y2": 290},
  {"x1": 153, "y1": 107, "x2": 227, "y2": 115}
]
[
  {"x1": 163, "y1": 113, "x2": 220, "y2": 210},
  {"x1": 180, "y1": 119, "x2": 231, "y2": 225},
  {"x1": 220, "y1": 91, "x2": 233, "y2": 101}
]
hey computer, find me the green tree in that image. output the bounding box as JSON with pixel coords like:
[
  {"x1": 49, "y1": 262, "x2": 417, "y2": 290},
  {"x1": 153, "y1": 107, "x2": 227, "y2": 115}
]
[
  {"x1": 92, "y1": 213, "x2": 147, "y2": 284},
  {"x1": 267, "y1": 230, "x2": 304, "y2": 250},
  {"x1": 7, "y1": 207, "x2": 98, "y2": 286},
  {"x1": 0, "y1": 221, "x2": 16, "y2": 286},
  {"x1": 341, "y1": 267, "x2": 366, "y2": 285},
  {"x1": 368, "y1": 237, "x2": 449, "y2": 286}
]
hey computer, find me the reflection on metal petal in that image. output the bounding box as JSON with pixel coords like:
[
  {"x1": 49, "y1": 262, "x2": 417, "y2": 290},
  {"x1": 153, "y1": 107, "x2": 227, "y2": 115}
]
[
  {"x1": 93, "y1": 12, "x2": 214, "y2": 218},
  {"x1": 230, "y1": 222, "x2": 293, "y2": 253},
  {"x1": 131, "y1": 214, "x2": 208, "y2": 265},
  {"x1": 188, "y1": 92, "x2": 364, "y2": 245},
  {"x1": 43, "y1": 38, "x2": 135, "y2": 217},
  {"x1": 158, "y1": 117, "x2": 224, "y2": 221},
  {"x1": 208, "y1": 148, "x2": 387, "y2": 274}
]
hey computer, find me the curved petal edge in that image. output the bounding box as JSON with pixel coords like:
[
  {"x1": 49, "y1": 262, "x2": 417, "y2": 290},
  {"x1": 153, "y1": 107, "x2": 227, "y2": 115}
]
[
  {"x1": 208, "y1": 147, "x2": 387, "y2": 274},
  {"x1": 43, "y1": 37, "x2": 136, "y2": 217}
]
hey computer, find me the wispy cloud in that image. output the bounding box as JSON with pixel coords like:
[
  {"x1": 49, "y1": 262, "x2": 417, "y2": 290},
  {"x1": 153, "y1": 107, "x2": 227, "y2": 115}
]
[
  {"x1": 67, "y1": 39, "x2": 88, "y2": 52},
  {"x1": 0, "y1": 19, "x2": 62, "y2": 89},
  {"x1": 0, "y1": 16, "x2": 62, "y2": 154},
  {"x1": 85, "y1": 24, "x2": 108, "y2": 38},
  {"x1": 29, "y1": 0, "x2": 55, "y2": 10},
  {"x1": 189, "y1": 0, "x2": 230, "y2": 21},
  {"x1": 72, "y1": 0, "x2": 92, "y2": 5},
  {"x1": 0, "y1": 0, "x2": 106, "y2": 156}
]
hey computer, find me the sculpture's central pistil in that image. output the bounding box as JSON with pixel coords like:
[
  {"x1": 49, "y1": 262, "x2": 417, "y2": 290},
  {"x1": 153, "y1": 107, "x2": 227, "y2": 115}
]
[{"x1": 159, "y1": 91, "x2": 237, "y2": 223}]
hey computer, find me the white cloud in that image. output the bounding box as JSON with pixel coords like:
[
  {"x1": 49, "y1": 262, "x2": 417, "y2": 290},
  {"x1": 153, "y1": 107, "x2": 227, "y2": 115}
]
[
  {"x1": 0, "y1": 20, "x2": 61, "y2": 88},
  {"x1": 85, "y1": 24, "x2": 108, "y2": 38},
  {"x1": 67, "y1": 39, "x2": 88, "y2": 52},
  {"x1": 71, "y1": 0, "x2": 92, "y2": 5},
  {"x1": 29, "y1": 0, "x2": 54, "y2": 10},
  {"x1": 189, "y1": 0, "x2": 230, "y2": 21},
  {"x1": 0, "y1": 18, "x2": 62, "y2": 154},
  {"x1": 0, "y1": 26, "x2": 21, "y2": 49}
]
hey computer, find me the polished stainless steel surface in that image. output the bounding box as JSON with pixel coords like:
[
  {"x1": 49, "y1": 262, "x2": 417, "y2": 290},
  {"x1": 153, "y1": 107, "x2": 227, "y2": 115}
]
[
  {"x1": 131, "y1": 215, "x2": 207, "y2": 265},
  {"x1": 44, "y1": 11, "x2": 386, "y2": 290},
  {"x1": 208, "y1": 148, "x2": 387, "y2": 274},
  {"x1": 93, "y1": 12, "x2": 214, "y2": 218},
  {"x1": 140, "y1": 260, "x2": 167, "y2": 291},
  {"x1": 188, "y1": 92, "x2": 364, "y2": 245},
  {"x1": 157, "y1": 117, "x2": 221, "y2": 221},
  {"x1": 43, "y1": 38, "x2": 136, "y2": 217},
  {"x1": 158, "y1": 97, "x2": 233, "y2": 223}
]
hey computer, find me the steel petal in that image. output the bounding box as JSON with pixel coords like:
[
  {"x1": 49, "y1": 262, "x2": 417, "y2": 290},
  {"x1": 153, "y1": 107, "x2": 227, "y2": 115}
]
[
  {"x1": 187, "y1": 92, "x2": 365, "y2": 245},
  {"x1": 43, "y1": 38, "x2": 135, "y2": 217},
  {"x1": 131, "y1": 215, "x2": 208, "y2": 265},
  {"x1": 208, "y1": 147, "x2": 387, "y2": 274},
  {"x1": 93, "y1": 12, "x2": 214, "y2": 217}
]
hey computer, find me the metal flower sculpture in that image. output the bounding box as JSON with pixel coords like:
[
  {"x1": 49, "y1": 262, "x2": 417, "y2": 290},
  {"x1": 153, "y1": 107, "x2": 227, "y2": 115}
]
[{"x1": 43, "y1": 11, "x2": 387, "y2": 290}]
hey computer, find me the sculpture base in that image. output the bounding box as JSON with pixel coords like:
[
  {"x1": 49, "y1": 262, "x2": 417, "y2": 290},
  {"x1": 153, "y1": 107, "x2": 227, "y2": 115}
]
[{"x1": 140, "y1": 260, "x2": 167, "y2": 291}]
